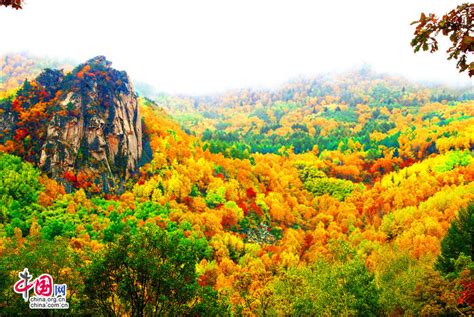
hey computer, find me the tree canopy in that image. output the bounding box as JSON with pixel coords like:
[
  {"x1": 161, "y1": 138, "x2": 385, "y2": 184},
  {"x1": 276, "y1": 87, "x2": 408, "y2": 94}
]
[
  {"x1": 0, "y1": 0, "x2": 22, "y2": 9},
  {"x1": 411, "y1": 3, "x2": 474, "y2": 76}
]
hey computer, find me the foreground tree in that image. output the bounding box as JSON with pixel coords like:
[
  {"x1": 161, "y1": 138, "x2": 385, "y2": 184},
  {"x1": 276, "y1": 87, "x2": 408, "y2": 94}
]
[
  {"x1": 268, "y1": 241, "x2": 381, "y2": 316},
  {"x1": 0, "y1": 0, "x2": 22, "y2": 9},
  {"x1": 0, "y1": 231, "x2": 83, "y2": 315},
  {"x1": 82, "y1": 225, "x2": 228, "y2": 316},
  {"x1": 411, "y1": 3, "x2": 474, "y2": 76}
]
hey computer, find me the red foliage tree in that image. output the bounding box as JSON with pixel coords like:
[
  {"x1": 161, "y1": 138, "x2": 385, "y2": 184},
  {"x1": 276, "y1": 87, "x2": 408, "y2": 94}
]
[
  {"x1": 0, "y1": 0, "x2": 23, "y2": 9},
  {"x1": 411, "y1": 3, "x2": 474, "y2": 76},
  {"x1": 458, "y1": 278, "x2": 474, "y2": 308},
  {"x1": 246, "y1": 187, "x2": 257, "y2": 199}
]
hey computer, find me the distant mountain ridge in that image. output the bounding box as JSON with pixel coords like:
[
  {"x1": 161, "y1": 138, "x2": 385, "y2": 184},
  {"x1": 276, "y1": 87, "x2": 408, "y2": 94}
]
[{"x1": 0, "y1": 53, "x2": 73, "y2": 93}]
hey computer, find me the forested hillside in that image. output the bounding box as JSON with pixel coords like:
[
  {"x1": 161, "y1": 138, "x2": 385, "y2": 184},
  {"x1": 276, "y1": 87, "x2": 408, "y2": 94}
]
[
  {"x1": 0, "y1": 53, "x2": 73, "y2": 97},
  {"x1": 0, "y1": 55, "x2": 473, "y2": 315}
]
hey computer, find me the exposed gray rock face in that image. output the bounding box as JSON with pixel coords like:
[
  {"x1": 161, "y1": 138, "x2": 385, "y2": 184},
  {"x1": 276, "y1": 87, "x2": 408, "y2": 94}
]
[
  {"x1": 0, "y1": 108, "x2": 15, "y2": 138},
  {"x1": 37, "y1": 56, "x2": 143, "y2": 192}
]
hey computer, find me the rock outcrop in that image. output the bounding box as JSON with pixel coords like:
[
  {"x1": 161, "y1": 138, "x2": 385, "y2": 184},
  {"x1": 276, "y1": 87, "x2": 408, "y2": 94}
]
[{"x1": 2, "y1": 56, "x2": 146, "y2": 192}]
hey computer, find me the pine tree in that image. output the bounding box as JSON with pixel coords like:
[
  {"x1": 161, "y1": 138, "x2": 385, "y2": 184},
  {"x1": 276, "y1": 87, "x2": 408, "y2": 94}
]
[{"x1": 436, "y1": 202, "x2": 474, "y2": 275}]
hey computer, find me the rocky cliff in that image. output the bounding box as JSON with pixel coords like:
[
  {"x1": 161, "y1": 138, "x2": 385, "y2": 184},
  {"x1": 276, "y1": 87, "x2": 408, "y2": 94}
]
[{"x1": 0, "y1": 56, "x2": 147, "y2": 192}]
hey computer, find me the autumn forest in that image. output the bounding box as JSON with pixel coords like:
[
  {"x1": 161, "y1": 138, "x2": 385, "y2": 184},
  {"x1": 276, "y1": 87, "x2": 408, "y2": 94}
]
[
  {"x1": 0, "y1": 49, "x2": 472, "y2": 316},
  {"x1": 2, "y1": 2, "x2": 474, "y2": 314}
]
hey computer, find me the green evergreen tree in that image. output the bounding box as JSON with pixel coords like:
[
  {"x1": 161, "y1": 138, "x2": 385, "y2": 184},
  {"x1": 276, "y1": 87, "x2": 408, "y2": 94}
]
[
  {"x1": 436, "y1": 202, "x2": 474, "y2": 275},
  {"x1": 82, "y1": 225, "x2": 228, "y2": 316}
]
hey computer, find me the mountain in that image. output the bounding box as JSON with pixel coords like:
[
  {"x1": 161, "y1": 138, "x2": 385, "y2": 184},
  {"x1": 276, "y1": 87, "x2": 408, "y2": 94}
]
[
  {"x1": 151, "y1": 71, "x2": 473, "y2": 176},
  {"x1": 0, "y1": 54, "x2": 473, "y2": 316},
  {"x1": 0, "y1": 56, "x2": 147, "y2": 192}
]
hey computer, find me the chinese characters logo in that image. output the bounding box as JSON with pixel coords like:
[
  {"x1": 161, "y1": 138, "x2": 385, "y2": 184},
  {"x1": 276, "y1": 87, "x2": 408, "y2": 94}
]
[{"x1": 13, "y1": 268, "x2": 69, "y2": 310}]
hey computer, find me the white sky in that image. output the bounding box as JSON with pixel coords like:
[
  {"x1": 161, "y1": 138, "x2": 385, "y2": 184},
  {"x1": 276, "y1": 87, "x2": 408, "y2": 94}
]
[{"x1": 0, "y1": 0, "x2": 472, "y2": 94}]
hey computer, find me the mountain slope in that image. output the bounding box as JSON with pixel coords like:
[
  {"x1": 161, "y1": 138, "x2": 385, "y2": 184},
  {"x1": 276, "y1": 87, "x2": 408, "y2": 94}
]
[{"x1": 0, "y1": 56, "x2": 473, "y2": 315}]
